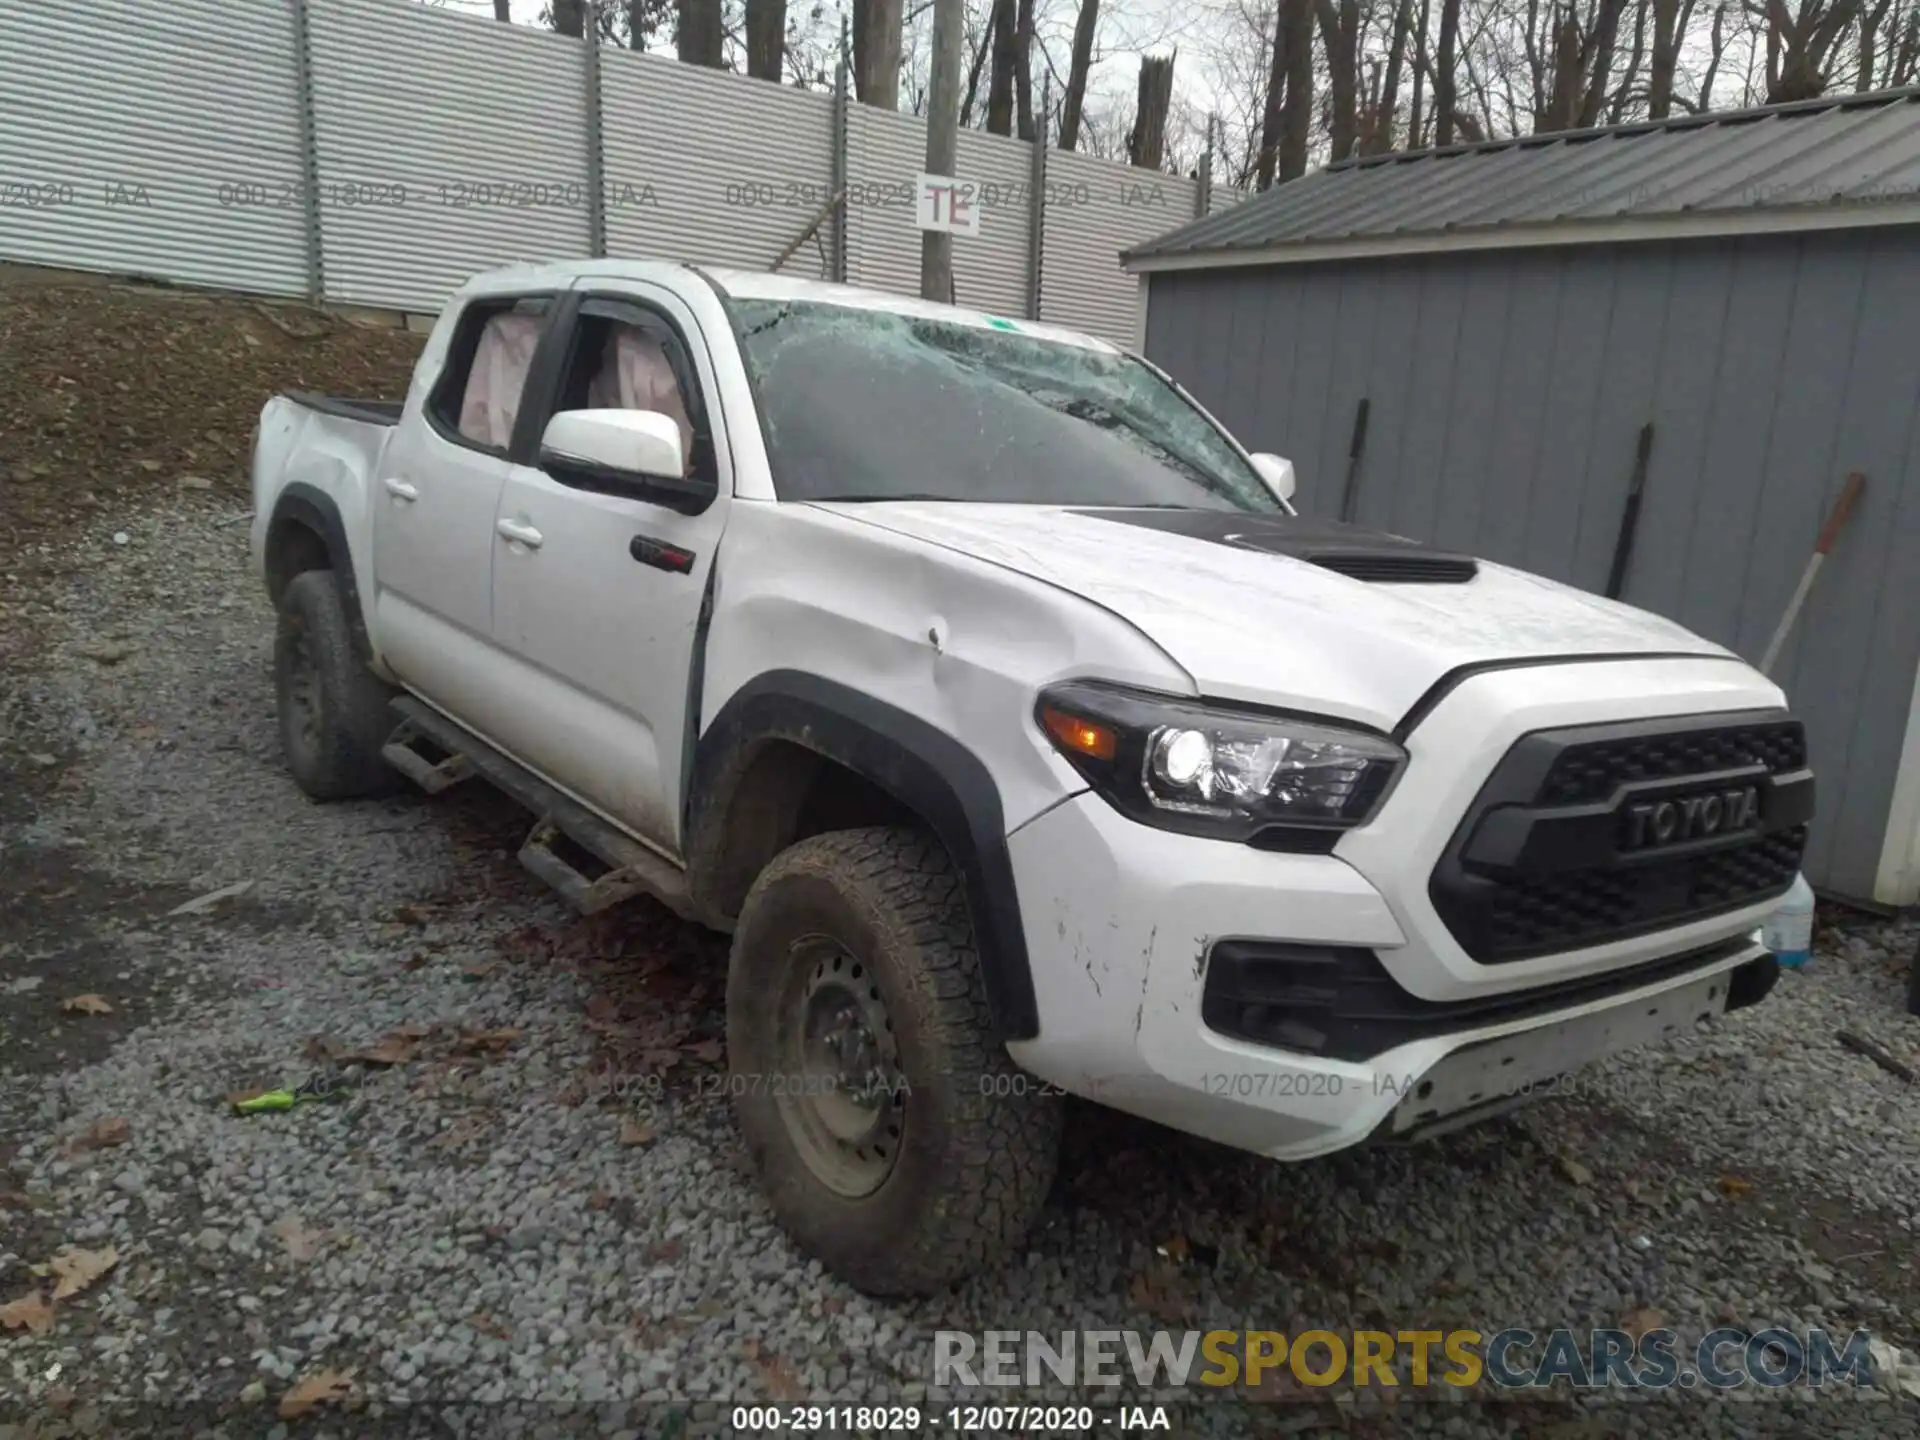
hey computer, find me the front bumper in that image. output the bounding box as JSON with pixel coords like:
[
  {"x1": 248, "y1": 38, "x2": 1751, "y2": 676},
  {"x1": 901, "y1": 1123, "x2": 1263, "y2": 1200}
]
[{"x1": 1004, "y1": 791, "x2": 1774, "y2": 1159}]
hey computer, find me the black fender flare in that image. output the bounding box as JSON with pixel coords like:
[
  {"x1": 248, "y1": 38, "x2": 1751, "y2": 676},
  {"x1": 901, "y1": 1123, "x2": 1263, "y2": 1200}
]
[
  {"x1": 689, "y1": 671, "x2": 1040, "y2": 1041},
  {"x1": 265, "y1": 482, "x2": 373, "y2": 661}
]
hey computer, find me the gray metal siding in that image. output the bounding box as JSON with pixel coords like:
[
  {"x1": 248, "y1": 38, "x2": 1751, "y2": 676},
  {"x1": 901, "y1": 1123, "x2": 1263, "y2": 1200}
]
[
  {"x1": 1144, "y1": 229, "x2": 1920, "y2": 902},
  {"x1": 0, "y1": 0, "x2": 308, "y2": 296}
]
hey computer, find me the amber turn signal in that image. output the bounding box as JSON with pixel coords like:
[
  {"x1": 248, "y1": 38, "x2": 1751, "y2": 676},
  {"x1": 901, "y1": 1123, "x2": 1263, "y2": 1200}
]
[{"x1": 1040, "y1": 703, "x2": 1117, "y2": 762}]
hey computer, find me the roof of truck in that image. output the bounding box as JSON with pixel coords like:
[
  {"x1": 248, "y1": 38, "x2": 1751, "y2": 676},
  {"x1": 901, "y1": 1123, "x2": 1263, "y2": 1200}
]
[{"x1": 455, "y1": 259, "x2": 1118, "y2": 353}]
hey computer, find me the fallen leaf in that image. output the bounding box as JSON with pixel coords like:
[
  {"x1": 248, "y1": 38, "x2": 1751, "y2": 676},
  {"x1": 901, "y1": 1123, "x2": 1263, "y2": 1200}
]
[
  {"x1": 300, "y1": 1035, "x2": 343, "y2": 1064},
  {"x1": 60, "y1": 994, "x2": 114, "y2": 1016},
  {"x1": 1558, "y1": 1156, "x2": 1594, "y2": 1186},
  {"x1": 0, "y1": 1289, "x2": 55, "y2": 1334},
  {"x1": 428, "y1": 1117, "x2": 490, "y2": 1151},
  {"x1": 1716, "y1": 1175, "x2": 1755, "y2": 1199},
  {"x1": 1126, "y1": 1263, "x2": 1196, "y2": 1325},
  {"x1": 645, "y1": 1237, "x2": 684, "y2": 1262},
  {"x1": 394, "y1": 1022, "x2": 432, "y2": 1040},
  {"x1": 272, "y1": 1214, "x2": 326, "y2": 1262},
  {"x1": 1155, "y1": 1234, "x2": 1191, "y2": 1263},
  {"x1": 278, "y1": 1368, "x2": 355, "y2": 1420},
  {"x1": 586, "y1": 1189, "x2": 614, "y2": 1212},
  {"x1": 344, "y1": 1033, "x2": 417, "y2": 1067},
  {"x1": 687, "y1": 1039, "x2": 724, "y2": 1063},
  {"x1": 63, "y1": 1116, "x2": 132, "y2": 1155},
  {"x1": 41, "y1": 1246, "x2": 118, "y2": 1300},
  {"x1": 469, "y1": 1312, "x2": 512, "y2": 1341},
  {"x1": 742, "y1": 1338, "x2": 807, "y2": 1402},
  {"x1": 1622, "y1": 1307, "x2": 1667, "y2": 1340},
  {"x1": 402, "y1": 953, "x2": 432, "y2": 973},
  {"x1": 619, "y1": 1120, "x2": 656, "y2": 1147},
  {"x1": 393, "y1": 904, "x2": 426, "y2": 925},
  {"x1": 224, "y1": 1087, "x2": 271, "y2": 1108},
  {"x1": 460, "y1": 963, "x2": 497, "y2": 981},
  {"x1": 450, "y1": 1027, "x2": 521, "y2": 1058},
  {"x1": 585, "y1": 994, "x2": 622, "y2": 1023},
  {"x1": 167, "y1": 880, "x2": 255, "y2": 917}
]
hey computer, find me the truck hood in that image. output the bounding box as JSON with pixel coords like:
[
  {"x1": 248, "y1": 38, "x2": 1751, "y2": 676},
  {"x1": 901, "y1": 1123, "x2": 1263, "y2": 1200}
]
[{"x1": 814, "y1": 502, "x2": 1734, "y2": 731}]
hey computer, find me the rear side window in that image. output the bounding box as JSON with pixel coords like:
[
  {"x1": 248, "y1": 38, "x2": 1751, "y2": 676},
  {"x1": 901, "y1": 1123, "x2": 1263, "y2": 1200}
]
[{"x1": 427, "y1": 295, "x2": 551, "y2": 455}]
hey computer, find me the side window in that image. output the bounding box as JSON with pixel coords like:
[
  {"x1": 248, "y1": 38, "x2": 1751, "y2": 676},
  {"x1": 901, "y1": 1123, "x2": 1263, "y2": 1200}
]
[
  {"x1": 426, "y1": 295, "x2": 551, "y2": 455},
  {"x1": 548, "y1": 298, "x2": 715, "y2": 483}
]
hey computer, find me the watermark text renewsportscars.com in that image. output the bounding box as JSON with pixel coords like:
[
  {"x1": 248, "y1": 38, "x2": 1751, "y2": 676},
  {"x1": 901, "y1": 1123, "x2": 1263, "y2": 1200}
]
[{"x1": 934, "y1": 1326, "x2": 1883, "y2": 1392}]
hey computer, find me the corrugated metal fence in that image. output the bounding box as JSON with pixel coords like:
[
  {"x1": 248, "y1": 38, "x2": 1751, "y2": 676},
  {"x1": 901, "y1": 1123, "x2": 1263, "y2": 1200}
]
[{"x1": 0, "y1": 0, "x2": 1235, "y2": 345}]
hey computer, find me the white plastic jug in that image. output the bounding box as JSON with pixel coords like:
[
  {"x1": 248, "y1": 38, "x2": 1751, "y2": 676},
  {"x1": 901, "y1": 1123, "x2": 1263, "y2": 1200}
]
[{"x1": 1763, "y1": 873, "x2": 1815, "y2": 969}]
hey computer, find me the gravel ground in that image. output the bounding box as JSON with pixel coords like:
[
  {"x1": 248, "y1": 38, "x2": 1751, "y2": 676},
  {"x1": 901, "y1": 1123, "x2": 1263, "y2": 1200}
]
[{"x1": 4, "y1": 498, "x2": 1920, "y2": 1439}]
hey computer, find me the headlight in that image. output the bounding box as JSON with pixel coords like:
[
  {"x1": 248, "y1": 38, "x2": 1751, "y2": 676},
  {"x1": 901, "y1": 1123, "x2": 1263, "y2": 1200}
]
[{"x1": 1036, "y1": 681, "x2": 1405, "y2": 845}]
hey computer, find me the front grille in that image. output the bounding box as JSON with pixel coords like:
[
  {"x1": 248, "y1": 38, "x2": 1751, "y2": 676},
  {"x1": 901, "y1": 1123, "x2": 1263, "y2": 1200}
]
[
  {"x1": 1538, "y1": 720, "x2": 1807, "y2": 805},
  {"x1": 1430, "y1": 711, "x2": 1813, "y2": 964},
  {"x1": 1474, "y1": 827, "x2": 1805, "y2": 959}
]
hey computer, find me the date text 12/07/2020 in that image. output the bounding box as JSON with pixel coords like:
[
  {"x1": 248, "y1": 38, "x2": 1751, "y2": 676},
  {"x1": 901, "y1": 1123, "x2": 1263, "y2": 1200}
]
[{"x1": 730, "y1": 1405, "x2": 1174, "y2": 1431}]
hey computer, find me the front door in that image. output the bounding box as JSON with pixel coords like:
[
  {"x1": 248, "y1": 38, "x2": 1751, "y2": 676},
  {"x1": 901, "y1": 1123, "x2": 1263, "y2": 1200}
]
[{"x1": 486, "y1": 286, "x2": 731, "y2": 854}]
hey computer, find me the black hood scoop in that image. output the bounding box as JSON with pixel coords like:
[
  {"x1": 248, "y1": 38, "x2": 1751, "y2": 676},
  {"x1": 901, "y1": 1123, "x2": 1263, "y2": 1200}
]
[{"x1": 1074, "y1": 509, "x2": 1480, "y2": 584}]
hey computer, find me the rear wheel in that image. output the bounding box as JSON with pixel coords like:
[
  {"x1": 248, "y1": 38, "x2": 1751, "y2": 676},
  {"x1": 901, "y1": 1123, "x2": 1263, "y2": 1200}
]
[
  {"x1": 727, "y1": 826, "x2": 1061, "y2": 1295},
  {"x1": 274, "y1": 570, "x2": 396, "y2": 800}
]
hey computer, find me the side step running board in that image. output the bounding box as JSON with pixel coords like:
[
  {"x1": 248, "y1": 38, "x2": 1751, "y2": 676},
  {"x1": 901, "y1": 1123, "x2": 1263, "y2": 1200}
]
[{"x1": 384, "y1": 697, "x2": 695, "y2": 920}]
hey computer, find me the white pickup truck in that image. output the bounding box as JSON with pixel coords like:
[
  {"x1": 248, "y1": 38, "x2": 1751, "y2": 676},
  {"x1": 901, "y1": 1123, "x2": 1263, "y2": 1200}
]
[{"x1": 251, "y1": 260, "x2": 1813, "y2": 1295}]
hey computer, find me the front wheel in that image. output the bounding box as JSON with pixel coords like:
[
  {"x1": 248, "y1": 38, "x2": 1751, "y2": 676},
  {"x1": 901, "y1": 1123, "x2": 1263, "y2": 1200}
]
[{"x1": 726, "y1": 826, "x2": 1062, "y2": 1296}]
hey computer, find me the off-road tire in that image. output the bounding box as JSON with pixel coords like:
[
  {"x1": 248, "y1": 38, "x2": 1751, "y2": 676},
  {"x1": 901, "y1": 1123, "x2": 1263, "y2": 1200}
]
[
  {"x1": 728, "y1": 825, "x2": 1062, "y2": 1295},
  {"x1": 274, "y1": 569, "x2": 397, "y2": 800}
]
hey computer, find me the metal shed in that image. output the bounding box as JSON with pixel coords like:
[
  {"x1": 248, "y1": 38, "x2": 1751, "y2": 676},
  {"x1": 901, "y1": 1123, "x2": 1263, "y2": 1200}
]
[{"x1": 1125, "y1": 89, "x2": 1920, "y2": 908}]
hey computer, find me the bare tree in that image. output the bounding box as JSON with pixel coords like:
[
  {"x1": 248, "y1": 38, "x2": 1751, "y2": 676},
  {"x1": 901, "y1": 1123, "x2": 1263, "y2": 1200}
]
[
  {"x1": 1316, "y1": 0, "x2": 1364, "y2": 160},
  {"x1": 552, "y1": 0, "x2": 586, "y2": 37},
  {"x1": 1015, "y1": 0, "x2": 1037, "y2": 138},
  {"x1": 1256, "y1": 0, "x2": 1289, "y2": 183},
  {"x1": 1361, "y1": 0, "x2": 1417, "y2": 153},
  {"x1": 494, "y1": 0, "x2": 512, "y2": 20},
  {"x1": 1435, "y1": 0, "x2": 1462, "y2": 142},
  {"x1": 986, "y1": 0, "x2": 1019, "y2": 131},
  {"x1": 855, "y1": 0, "x2": 905, "y2": 107},
  {"x1": 1128, "y1": 52, "x2": 1176, "y2": 168},
  {"x1": 1280, "y1": 0, "x2": 1314, "y2": 175},
  {"x1": 744, "y1": 0, "x2": 787, "y2": 77},
  {"x1": 1058, "y1": 0, "x2": 1100, "y2": 149},
  {"x1": 1757, "y1": 0, "x2": 1863, "y2": 101}
]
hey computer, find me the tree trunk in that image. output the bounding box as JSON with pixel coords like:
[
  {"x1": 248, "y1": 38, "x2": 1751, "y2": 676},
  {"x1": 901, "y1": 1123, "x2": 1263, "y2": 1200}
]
[
  {"x1": 1577, "y1": 0, "x2": 1629, "y2": 125},
  {"x1": 1434, "y1": 0, "x2": 1461, "y2": 145},
  {"x1": 1610, "y1": 0, "x2": 1649, "y2": 122},
  {"x1": 986, "y1": 0, "x2": 1018, "y2": 134},
  {"x1": 961, "y1": 21, "x2": 992, "y2": 125},
  {"x1": 1409, "y1": 0, "x2": 1431, "y2": 144},
  {"x1": 1127, "y1": 54, "x2": 1175, "y2": 170},
  {"x1": 1860, "y1": 0, "x2": 1896, "y2": 88},
  {"x1": 553, "y1": 0, "x2": 585, "y2": 38},
  {"x1": 853, "y1": 0, "x2": 904, "y2": 109},
  {"x1": 1648, "y1": 0, "x2": 1681, "y2": 115},
  {"x1": 1316, "y1": 0, "x2": 1362, "y2": 162},
  {"x1": 1364, "y1": 0, "x2": 1414, "y2": 154},
  {"x1": 745, "y1": 0, "x2": 785, "y2": 79},
  {"x1": 1058, "y1": 0, "x2": 1099, "y2": 150},
  {"x1": 494, "y1": 0, "x2": 512, "y2": 21},
  {"x1": 1280, "y1": 0, "x2": 1314, "y2": 178},
  {"x1": 1257, "y1": 0, "x2": 1288, "y2": 186},
  {"x1": 1014, "y1": 0, "x2": 1036, "y2": 139},
  {"x1": 676, "y1": 0, "x2": 723, "y2": 65}
]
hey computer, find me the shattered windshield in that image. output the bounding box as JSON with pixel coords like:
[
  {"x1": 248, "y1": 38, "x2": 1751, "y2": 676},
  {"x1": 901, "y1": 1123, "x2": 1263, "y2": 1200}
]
[{"x1": 729, "y1": 299, "x2": 1281, "y2": 511}]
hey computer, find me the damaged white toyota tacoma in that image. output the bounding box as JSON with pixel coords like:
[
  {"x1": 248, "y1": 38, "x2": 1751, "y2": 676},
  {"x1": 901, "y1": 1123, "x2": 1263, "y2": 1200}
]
[{"x1": 251, "y1": 260, "x2": 1814, "y2": 1295}]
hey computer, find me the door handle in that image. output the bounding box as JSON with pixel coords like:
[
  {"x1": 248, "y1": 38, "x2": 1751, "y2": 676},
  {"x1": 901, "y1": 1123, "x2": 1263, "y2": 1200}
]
[
  {"x1": 496, "y1": 517, "x2": 543, "y2": 550},
  {"x1": 383, "y1": 477, "x2": 419, "y2": 502},
  {"x1": 629, "y1": 534, "x2": 696, "y2": 574}
]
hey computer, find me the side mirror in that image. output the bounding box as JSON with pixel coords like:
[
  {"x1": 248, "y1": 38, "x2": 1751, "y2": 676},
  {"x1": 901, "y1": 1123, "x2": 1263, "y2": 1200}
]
[
  {"x1": 543, "y1": 408, "x2": 684, "y2": 481},
  {"x1": 1250, "y1": 452, "x2": 1296, "y2": 504}
]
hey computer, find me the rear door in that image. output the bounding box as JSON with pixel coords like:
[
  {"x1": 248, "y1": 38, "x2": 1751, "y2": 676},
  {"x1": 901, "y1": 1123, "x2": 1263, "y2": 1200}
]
[
  {"x1": 483, "y1": 284, "x2": 732, "y2": 854},
  {"x1": 373, "y1": 292, "x2": 555, "y2": 726}
]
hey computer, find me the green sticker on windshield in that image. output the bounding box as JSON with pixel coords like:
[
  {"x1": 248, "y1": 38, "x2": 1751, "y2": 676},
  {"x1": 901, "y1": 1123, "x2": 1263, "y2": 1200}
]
[{"x1": 986, "y1": 316, "x2": 1019, "y2": 330}]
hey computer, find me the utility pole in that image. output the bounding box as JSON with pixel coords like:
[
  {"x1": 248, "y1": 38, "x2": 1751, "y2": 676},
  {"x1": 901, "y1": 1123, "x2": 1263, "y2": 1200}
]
[{"x1": 921, "y1": 0, "x2": 964, "y2": 302}]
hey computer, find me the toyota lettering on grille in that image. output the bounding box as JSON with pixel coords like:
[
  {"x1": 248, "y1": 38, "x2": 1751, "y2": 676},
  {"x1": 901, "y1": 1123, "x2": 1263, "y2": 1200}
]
[{"x1": 1622, "y1": 786, "x2": 1761, "y2": 853}]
